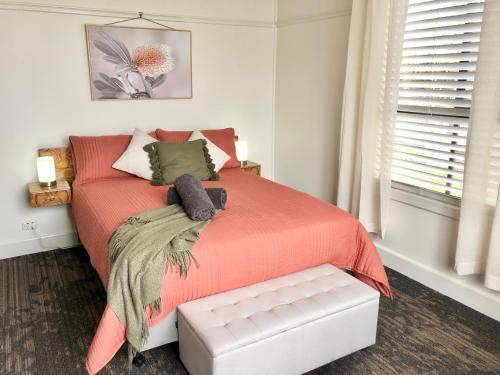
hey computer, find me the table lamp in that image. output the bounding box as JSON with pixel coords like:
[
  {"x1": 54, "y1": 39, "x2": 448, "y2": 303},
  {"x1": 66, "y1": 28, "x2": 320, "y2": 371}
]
[
  {"x1": 235, "y1": 141, "x2": 248, "y2": 166},
  {"x1": 37, "y1": 156, "x2": 57, "y2": 188}
]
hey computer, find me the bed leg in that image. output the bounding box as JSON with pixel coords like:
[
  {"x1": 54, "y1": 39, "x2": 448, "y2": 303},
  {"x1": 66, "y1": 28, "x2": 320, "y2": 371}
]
[{"x1": 132, "y1": 353, "x2": 146, "y2": 368}]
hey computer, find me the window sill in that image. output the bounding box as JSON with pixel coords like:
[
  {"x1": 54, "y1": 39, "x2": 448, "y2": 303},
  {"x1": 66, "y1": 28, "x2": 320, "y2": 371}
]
[{"x1": 390, "y1": 186, "x2": 461, "y2": 220}]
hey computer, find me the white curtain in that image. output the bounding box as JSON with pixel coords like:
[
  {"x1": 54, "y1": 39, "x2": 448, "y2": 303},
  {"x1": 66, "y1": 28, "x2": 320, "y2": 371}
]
[
  {"x1": 455, "y1": 0, "x2": 500, "y2": 291},
  {"x1": 337, "y1": 0, "x2": 408, "y2": 237}
]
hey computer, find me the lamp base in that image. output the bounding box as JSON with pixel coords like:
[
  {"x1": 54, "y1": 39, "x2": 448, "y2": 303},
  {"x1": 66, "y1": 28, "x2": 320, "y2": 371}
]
[{"x1": 40, "y1": 180, "x2": 57, "y2": 189}]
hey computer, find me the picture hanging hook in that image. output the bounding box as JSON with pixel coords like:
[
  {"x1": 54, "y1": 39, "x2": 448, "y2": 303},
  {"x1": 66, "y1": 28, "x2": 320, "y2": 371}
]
[{"x1": 105, "y1": 11, "x2": 176, "y2": 30}]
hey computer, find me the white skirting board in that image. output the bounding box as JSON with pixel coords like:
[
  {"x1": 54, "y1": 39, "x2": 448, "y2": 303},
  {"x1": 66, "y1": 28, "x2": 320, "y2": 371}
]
[
  {"x1": 0, "y1": 232, "x2": 80, "y2": 260},
  {"x1": 376, "y1": 242, "x2": 500, "y2": 322}
]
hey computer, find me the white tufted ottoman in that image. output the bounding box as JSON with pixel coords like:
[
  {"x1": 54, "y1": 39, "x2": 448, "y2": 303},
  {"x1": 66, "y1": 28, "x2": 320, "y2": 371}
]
[{"x1": 178, "y1": 264, "x2": 380, "y2": 375}]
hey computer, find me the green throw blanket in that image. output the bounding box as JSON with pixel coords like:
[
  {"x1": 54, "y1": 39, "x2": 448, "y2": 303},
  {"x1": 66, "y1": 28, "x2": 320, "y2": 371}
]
[{"x1": 107, "y1": 204, "x2": 209, "y2": 363}]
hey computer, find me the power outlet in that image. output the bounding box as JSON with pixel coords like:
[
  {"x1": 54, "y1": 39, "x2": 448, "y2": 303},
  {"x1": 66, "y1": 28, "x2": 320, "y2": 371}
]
[{"x1": 22, "y1": 220, "x2": 39, "y2": 231}]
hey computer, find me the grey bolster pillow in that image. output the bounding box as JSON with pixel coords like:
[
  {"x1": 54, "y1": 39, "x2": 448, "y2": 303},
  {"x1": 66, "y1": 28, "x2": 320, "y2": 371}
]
[
  {"x1": 167, "y1": 187, "x2": 227, "y2": 210},
  {"x1": 174, "y1": 174, "x2": 216, "y2": 221}
]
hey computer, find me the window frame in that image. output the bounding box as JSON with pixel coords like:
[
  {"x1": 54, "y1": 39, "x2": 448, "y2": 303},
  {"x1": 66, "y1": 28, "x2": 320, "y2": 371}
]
[{"x1": 391, "y1": 181, "x2": 461, "y2": 220}]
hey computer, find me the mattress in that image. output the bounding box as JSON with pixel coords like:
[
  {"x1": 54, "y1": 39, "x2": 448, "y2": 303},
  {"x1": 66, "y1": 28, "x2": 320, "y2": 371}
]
[{"x1": 72, "y1": 168, "x2": 391, "y2": 374}]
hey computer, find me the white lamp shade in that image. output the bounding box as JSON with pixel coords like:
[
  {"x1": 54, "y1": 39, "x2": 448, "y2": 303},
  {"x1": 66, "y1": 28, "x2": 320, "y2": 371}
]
[
  {"x1": 37, "y1": 156, "x2": 56, "y2": 184},
  {"x1": 235, "y1": 141, "x2": 248, "y2": 162}
]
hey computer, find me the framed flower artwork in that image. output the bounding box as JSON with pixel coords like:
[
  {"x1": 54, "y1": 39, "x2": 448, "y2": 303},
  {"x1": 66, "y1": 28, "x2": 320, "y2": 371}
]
[{"x1": 85, "y1": 25, "x2": 192, "y2": 100}]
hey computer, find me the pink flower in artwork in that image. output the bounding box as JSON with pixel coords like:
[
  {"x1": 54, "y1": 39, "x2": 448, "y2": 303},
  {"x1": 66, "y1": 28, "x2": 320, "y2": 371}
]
[{"x1": 132, "y1": 44, "x2": 175, "y2": 77}]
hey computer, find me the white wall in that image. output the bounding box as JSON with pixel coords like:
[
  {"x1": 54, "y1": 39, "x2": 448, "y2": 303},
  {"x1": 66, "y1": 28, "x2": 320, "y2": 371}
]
[
  {"x1": 376, "y1": 191, "x2": 500, "y2": 321},
  {"x1": 0, "y1": 0, "x2": 276, "y2": 258},
  {"x1": 274, "y1": 0, "x2": 352, "y2": 202}
]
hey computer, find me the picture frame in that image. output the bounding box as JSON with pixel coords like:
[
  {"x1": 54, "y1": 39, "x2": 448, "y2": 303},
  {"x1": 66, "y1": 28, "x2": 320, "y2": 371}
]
[{"x1": 85, "y1": 24, "x2": 192, "y2": 100}]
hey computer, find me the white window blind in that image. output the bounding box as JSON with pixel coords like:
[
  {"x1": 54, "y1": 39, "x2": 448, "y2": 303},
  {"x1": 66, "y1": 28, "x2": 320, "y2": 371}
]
[{"x1": 392, "y1": 0, "x2": 484, "y2": 198}]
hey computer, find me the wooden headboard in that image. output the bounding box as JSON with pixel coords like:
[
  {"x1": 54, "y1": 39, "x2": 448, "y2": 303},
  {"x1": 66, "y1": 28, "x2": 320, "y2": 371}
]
[{"x1": 39, "y1": 135, "x2": 239, "y2": 185}]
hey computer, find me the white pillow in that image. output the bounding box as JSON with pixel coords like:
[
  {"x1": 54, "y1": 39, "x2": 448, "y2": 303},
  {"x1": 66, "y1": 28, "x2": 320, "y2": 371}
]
[
  {"x1": 112, "y1": 128, "x2": 157, "y2": 180},
  {"x1": 188, "y1": 130, "x2": 230, "y2": 172}
]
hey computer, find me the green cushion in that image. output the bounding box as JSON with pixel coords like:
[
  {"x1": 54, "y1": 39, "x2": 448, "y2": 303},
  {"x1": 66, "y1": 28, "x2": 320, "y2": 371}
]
[{"x1": 144, "y1": 139, "x2": 218, "y2": 185}]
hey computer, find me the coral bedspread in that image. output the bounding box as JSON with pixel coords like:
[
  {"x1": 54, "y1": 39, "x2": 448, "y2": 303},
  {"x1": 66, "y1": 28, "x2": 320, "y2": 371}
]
[{"x1": 72, "y1": 168, "x2": 391, "y2": 374}]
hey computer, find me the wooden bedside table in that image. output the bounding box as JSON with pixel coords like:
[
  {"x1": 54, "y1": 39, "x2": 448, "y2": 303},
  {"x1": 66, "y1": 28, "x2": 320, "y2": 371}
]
[
  {"x1": 240, "y1": 161, "x2": 261, "y2": 176},
  {"x1": 29, "y1": 180, "x2": 72, "y2": 208}
]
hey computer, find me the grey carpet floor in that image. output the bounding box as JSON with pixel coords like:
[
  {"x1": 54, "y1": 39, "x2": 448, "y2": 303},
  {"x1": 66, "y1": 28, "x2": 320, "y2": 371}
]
[{"x1": 0, "y1": 247, "x2": 499, "y2": 375}]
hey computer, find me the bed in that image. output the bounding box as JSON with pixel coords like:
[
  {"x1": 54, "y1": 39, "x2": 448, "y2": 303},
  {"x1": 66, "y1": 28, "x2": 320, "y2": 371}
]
[
  {"x1": 71, "y1": 168, "x2": 391, "y2": 374},
  {"x1": 62, "y1": 132, "x2": 391, "y2": 374}
]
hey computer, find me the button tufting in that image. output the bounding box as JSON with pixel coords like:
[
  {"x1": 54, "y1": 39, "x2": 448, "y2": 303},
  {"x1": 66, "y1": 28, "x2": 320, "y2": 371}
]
[{"x1": 178, "y1": 263, "x2": 380, "y2": 361}]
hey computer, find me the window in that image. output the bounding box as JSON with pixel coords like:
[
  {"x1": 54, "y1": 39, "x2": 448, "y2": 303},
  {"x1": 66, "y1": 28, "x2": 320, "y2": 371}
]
[{"x1": 392, "y1": 0, "x2": 484, "y2": 199}]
